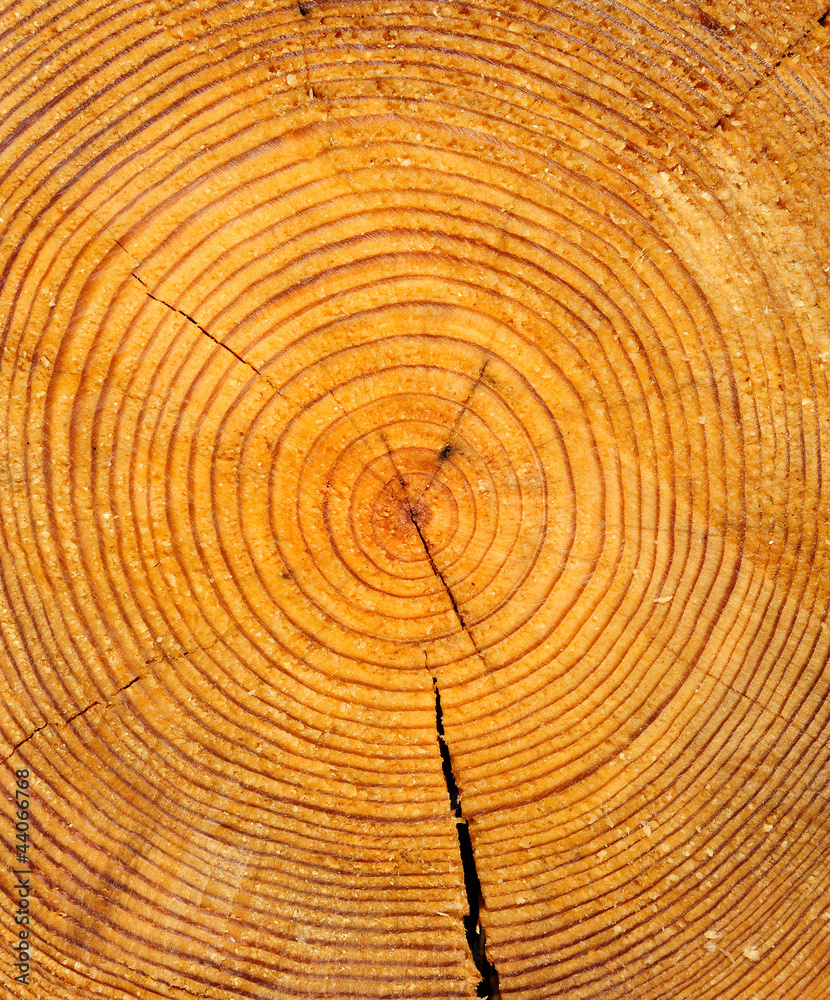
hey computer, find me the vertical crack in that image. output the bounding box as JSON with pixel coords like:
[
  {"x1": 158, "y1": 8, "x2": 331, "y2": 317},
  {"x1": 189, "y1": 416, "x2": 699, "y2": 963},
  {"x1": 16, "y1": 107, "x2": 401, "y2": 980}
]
[
  {"x1": 375, "y1": 410, "x2": 491, "y2": 670},
  {"x1": 392, "y1": 458, "x2": 488, "y2": 667},
  {"x1": 404, "y1": 499, "x2": 490, "y2": 671},
  {"x1": 377, "y1": 422, "x2": 498, "y2": 991},
  {"x1": 433, "y1": 677, "x2": 500, "y2": 999},
  {"x1": 410, "y1": 513, "x2": 468, "y2": 629}
]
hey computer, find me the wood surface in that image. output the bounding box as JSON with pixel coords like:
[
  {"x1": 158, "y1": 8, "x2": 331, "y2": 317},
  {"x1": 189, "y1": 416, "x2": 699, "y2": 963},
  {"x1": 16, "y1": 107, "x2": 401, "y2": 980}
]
[{"x1": 1, "y1": 1, "x2": 830, "y2": 998}]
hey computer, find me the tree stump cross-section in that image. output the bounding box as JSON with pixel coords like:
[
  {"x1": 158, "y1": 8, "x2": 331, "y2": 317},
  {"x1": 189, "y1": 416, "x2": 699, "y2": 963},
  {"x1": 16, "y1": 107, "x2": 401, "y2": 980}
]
[{"x1": 0, "y1": 1, "x2": 829, "y2": 998}]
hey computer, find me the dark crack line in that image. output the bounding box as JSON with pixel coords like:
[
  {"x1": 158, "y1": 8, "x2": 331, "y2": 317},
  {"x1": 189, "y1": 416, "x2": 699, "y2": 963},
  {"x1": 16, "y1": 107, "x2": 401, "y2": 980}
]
[
  {"x1": 371, "y1": 393, "x2": 498, "y2": 991},
  {"x1": 130, "y1": 273, "x2": 262, "y2": 379},
  {"x1": 711, "y1": 6, "x2": 830, "y2": 131},
  {"x1": 415, "y1": 357, "x2": 489, "y2": 505},
  {"x1": 4, "y1": 721, "x2": 48, "y2": 759},
  {"x1": 1, "y1": 676, "x2": 142, "y2": 764},
  {"x1": 143, "y1": 637, "x2": 222, "y2": 667},
  {"x1": 410, "y1": 511, "x2": 469, "y2": 629},
  {"x1": 402, "y1": 495, "x2": 497, "y2": 992},
  {"x1": 372, "y1": 378, "x2": 492, "y2": 665},
  {"x1": 392, "y1": 457, "x2": 489, "y2": 668},
  {"x1": 433, "y1": 677, "x2": 500, "y2": 999}
]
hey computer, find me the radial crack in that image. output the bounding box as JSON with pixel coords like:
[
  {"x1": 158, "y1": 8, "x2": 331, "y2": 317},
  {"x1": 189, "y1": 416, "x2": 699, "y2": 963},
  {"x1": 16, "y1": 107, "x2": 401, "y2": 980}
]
[
  {"x1": 401, "y1": 486, "x2": 489, "y2": 669},
  {"x1": 410, "y1": 512, "x2": 468, "y2": 629},
  {"x1": 416, "y1": 357, "x2": 489, "y2": 504},
  {"x1": 130, "y1": 273, "x2": 262, "y2": 379},
  {"x1": 376, "y1": 414, "x2": 488, "y2": 663},
  {"x1": 710, "y1": 7, "x2": 830, "y2": 132},
  {"x1": 0, "y1": 676, "x2": 142, "y2": 764},
  {"x1": 433, "y1": 677, "x2": 500, "y2": 999}
]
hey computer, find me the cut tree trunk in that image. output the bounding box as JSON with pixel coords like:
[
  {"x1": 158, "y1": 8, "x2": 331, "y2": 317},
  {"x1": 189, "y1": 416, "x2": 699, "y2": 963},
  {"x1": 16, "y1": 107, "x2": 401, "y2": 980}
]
[{"x1": 1, "y1": 1, "x2": 829, "y2": 998}]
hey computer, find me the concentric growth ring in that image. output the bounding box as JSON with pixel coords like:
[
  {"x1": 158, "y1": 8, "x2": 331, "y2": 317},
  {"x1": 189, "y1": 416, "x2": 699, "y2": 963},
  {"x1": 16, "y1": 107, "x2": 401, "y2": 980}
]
[{"x1": 1, "y1": 2, "x2": 829, "y2": 999}]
